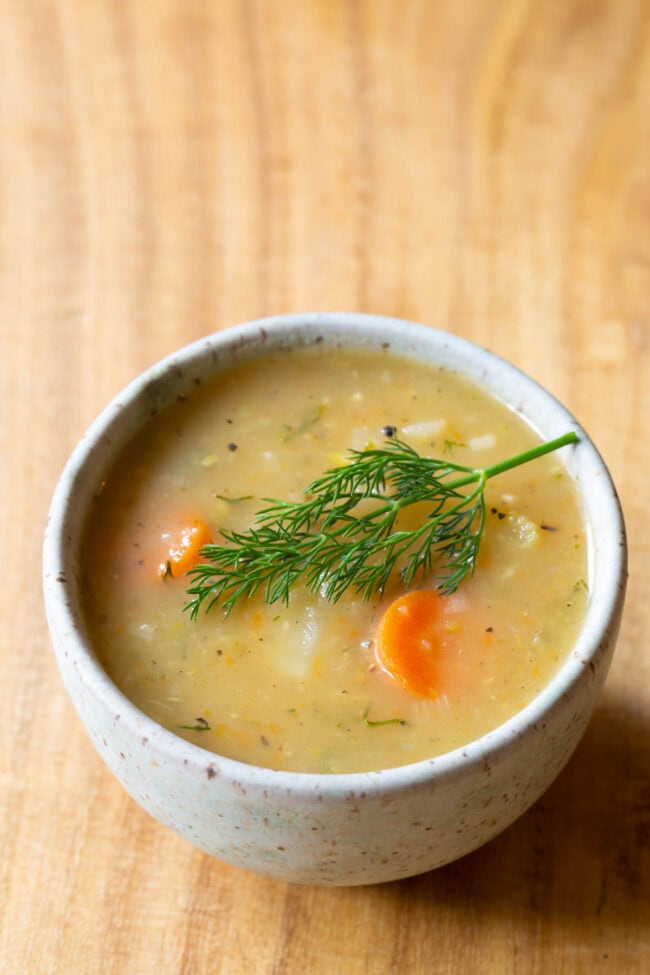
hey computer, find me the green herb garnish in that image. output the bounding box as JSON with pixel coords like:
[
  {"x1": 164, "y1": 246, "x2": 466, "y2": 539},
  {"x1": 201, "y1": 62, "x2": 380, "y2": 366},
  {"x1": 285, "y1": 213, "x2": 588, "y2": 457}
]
[
  {"x1": 281, "y1": 404, "x2": 327, "y2": 442},
  {"x1": 185, "y1": 432, "x2": 578, "y2": 617},
  {"x1": 443, "y1": 439, "x2": 465, "y2": 455},
  {"x1": 213, "y1": 493, "x2": 254, "y2": 503},
  {"x1": 362, "y1": 706, "x2": 405, "y2": 727},
  {"x1": 177, "y1": 717, "x2": 211, "y2": 732}
]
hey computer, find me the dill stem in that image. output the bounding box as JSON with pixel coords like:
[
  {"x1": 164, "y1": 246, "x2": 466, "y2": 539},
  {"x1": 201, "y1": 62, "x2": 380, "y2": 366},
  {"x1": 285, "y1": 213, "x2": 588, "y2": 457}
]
[{"x1": 447, "y1": 431, "x2": 578, "y2": 491}]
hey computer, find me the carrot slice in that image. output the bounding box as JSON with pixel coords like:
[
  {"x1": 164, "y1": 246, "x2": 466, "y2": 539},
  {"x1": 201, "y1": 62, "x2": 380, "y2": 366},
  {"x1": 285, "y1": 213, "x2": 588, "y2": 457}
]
[
  {"x1": 375, "y1": 590, "x2": 443, "y2": 697},
  {"x1": 159, "y1": 517, "x2": 211, "y2": 578}
]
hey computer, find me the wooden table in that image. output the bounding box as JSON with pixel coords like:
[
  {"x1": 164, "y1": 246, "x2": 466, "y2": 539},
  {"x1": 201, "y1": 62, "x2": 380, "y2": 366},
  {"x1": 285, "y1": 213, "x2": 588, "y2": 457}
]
[{"x1": 2, "y1": 2, "x2": 649, "y2": 972}]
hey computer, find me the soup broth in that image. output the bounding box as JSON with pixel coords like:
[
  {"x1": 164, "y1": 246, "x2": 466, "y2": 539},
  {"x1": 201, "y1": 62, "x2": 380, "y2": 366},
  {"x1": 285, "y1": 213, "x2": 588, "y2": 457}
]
[{"x1": 82, "y1": 346, "x2": 588, "y2": 773}]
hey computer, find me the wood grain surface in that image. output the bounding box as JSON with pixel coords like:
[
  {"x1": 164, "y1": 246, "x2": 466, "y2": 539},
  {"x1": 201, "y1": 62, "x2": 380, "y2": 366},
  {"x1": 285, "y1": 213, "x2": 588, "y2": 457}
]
[{"x1": 1, "y1": 1, "x2": 649, "y2": 972}]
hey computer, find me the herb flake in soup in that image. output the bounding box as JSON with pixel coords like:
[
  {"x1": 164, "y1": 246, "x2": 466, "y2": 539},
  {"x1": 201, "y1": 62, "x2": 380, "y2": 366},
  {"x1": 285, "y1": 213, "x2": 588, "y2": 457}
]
[{"x1": 81, "y1": 347, "x2": 588, "y2": 773}]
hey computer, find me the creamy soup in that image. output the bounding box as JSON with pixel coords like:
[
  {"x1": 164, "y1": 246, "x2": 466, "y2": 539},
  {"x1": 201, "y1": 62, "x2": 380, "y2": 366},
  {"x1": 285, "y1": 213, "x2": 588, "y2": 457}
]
[{"x1": 81, "y1": 347, "x2": 588, "y2": 773}]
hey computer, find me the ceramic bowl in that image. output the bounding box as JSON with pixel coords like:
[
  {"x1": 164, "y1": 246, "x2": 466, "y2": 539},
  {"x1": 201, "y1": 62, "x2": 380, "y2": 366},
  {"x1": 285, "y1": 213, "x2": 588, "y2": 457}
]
[{"x1": 43, "y1": 313, "x2": 627, "y2": 885}]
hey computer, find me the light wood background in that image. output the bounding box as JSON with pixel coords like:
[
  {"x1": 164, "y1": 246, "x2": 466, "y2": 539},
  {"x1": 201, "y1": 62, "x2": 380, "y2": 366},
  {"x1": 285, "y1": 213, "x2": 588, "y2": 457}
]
[{"x1": 1, "y1": 1, "x2": 649, "y2": 972}]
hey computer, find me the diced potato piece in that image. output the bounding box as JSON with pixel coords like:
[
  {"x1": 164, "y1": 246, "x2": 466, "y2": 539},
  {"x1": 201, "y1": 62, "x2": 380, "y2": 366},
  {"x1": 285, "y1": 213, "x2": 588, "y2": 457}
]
[
  {"x1": 400, "y1": 419, "x2": 447, "y2": 440},
  {"x1": 212, "y1": 497, "x2": 231, "y2": 520},
  {"x1": 468, "y1": 433, "x2": 496, "y2": 451},
  {"x1": 275, "y1": 605, "x2": 320, "y2": 678},
  {"x1": 507, "y1": 512, "x2": 540, "y2": 547}
]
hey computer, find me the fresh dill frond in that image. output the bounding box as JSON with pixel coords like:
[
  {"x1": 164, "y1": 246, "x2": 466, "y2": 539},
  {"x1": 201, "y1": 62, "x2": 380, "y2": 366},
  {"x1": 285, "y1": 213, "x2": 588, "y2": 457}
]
[{"x1": 185, "y1": 432, "x2": 578, "y2": 618}]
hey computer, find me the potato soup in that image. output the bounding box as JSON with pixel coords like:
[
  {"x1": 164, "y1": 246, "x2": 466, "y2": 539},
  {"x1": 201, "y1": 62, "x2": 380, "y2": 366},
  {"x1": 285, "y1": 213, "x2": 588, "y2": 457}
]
[{"x1": 81, "y1": 347, "x2": 588, "y2": 773}]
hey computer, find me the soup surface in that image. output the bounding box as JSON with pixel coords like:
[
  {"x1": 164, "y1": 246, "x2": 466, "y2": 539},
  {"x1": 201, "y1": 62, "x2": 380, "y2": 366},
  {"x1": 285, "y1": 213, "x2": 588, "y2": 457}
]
[{"x1": 82, "y1": 346, "x2": 588, "y2": 773}]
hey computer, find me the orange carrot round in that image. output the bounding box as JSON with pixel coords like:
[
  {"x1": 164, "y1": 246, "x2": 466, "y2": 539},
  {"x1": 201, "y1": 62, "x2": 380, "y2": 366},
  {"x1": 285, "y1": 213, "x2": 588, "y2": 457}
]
[
  {"x1": 159, "y1": 517, "x2": 211, "y2": 578},
  {"x1": 375, "y1": 589, "x2": 443, "y2": 698}
]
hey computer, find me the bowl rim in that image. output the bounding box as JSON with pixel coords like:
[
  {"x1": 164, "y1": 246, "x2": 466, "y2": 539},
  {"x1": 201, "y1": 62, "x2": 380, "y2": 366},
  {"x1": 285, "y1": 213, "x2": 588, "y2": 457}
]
[{"x1": 43, "y1": 311, "x2": 628, "y2": 797}]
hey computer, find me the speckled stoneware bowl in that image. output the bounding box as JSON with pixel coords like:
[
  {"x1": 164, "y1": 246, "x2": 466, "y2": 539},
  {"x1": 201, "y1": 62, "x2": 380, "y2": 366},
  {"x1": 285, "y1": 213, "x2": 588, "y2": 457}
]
[{"x1": 43, "y1": 313, "x2": 627, "y2": 886}]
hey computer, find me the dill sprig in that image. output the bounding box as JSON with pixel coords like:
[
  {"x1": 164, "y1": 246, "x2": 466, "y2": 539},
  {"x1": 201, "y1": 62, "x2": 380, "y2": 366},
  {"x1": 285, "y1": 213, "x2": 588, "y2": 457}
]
[{"x1": 185, "y1": 431, "x2": 578, "y2": 618}]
